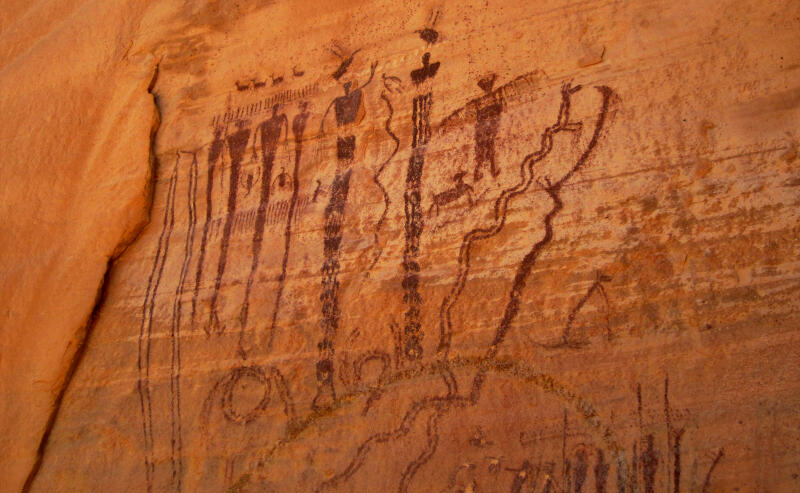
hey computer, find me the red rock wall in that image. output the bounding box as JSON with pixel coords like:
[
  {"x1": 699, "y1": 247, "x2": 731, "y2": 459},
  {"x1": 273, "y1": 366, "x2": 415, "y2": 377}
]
[{"x1": 1, "y1": 1, "x2": 799, "y2": 492}]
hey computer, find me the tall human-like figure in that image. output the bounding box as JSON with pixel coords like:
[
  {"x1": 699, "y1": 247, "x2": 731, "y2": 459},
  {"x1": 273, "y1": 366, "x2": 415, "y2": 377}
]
[
  {"x1": 239, "y1": 104, "x2": 289, "y2": 352},
  {"x1": 268, "y1": 101, "x2": 311, "y2": 351},
  {"x1": 208, "y1": 118, "x2": 251, "y2": 334},
  {"x1": 313, "y1": 56, "x2": 377, "y2": 410},
  {"x1": 473, "y1": 74, "x2": 503, "y2": 180},
  {"x1": 192, "y1": 121, "x2": 227, "y2": 329},
  {"x1": 402, "y1": 36, "x2": 440, "y2": 362}
]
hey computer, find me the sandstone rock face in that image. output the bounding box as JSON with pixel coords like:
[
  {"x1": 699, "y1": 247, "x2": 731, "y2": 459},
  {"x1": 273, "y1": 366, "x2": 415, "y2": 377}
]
[
  {"x1": 0, "y1": 1, "x2": 159, "y2": 490},
  {"x1": 2, "y1": 1, "x2": 799, "y2": 492}
]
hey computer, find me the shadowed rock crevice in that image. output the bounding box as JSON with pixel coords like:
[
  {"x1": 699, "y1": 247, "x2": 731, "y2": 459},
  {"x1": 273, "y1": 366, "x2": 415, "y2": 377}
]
[{"x1": 21, "y1": 61, "x2": 163, "y2": 493}]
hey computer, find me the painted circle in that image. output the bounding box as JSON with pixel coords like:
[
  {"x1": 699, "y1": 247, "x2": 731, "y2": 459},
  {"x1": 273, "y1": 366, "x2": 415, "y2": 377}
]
[{"x1": 222, "y1": 366, "x2": 271, "y2": 424}]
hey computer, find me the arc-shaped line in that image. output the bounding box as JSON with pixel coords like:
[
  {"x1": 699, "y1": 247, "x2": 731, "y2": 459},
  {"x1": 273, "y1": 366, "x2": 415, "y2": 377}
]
[{"x1": 398, "y1": 407, "x2": 444, "y2": 493}]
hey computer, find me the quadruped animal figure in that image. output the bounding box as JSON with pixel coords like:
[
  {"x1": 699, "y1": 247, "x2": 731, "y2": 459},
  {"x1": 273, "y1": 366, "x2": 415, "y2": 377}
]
[{"x1": 429, "y1": 170, "x2": 475, "y2": 216}]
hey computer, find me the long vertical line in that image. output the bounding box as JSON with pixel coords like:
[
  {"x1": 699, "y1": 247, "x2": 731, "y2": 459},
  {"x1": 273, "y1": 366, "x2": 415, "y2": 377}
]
[
  {"x1": 595, "y1": 450, "x2": 609, "y2": 493},
  {"x1": 673, "y1": 429, "x2": 684, "y2": 493},
  {"x1": 192, "y1": 131, "x2": 225, "y2": 329},
  {"x1": 665, "y1": 375, "x2": 672, "y2": 493},
  {"x1": 169, "y1": 151, "x2": 198, "y2": 490},
  {"x1": 635, "y1": 383, "x2": 643, "y2": 493},
  {"x1": 168, "y1": 153, "x2": 182, "y2": 490},
  {"x1": 160, "y1": 162, "x2": 178, "y2": 487},
  {"x1": 137, "y1": 160, "x2": 178, "y2": 491},
  {"x1": 179, "y1": 154, "x2": 196, "y2": 484},
  {"x1": 563, "y1": 410, "x2": 568, "y2": 489}
]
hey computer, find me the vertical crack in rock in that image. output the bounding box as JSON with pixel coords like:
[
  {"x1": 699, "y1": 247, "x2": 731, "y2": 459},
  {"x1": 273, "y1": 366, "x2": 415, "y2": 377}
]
[{"x1": 21, "y1": 61, "x2": 162, "y2": 493}]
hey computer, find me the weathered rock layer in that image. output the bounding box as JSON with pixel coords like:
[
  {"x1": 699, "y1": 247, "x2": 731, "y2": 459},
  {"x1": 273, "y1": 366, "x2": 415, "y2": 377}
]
[{"x1": 1, "y1": 1, "x2": 799, "y2": 492}]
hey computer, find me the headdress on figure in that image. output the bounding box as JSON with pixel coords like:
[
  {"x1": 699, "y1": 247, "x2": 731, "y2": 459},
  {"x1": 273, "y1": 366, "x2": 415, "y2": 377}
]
[
  {"x1": 332, "y1": 46, "x2": 362, "y2": 80},
  {"x1": 478, "y1": 74, "x2": 497, "y2": 93}
]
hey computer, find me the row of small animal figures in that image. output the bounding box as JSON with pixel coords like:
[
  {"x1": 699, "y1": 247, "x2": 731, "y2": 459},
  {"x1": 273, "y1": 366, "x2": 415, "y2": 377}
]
[{"x1": 235, "y1": 67, "x2": 306, "y2": 91}]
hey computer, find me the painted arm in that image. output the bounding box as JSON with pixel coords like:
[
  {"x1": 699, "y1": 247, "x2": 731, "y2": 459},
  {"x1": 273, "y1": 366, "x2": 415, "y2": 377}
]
[
  {"x1": 362, "y1": 61, "x2": 379, "y2": 88},
  {"x1": 282, "y1": 115, "x2": 291, "y2": 159},
  {"x1": 251, "y1": 123, "x2": 261, "y2": 161},
  {"x1": 318, "y1": 99, "x2": 335, "y2": 136},
  {"x1": 220, "y1": 133, "x2": 229, "y2": 188}
]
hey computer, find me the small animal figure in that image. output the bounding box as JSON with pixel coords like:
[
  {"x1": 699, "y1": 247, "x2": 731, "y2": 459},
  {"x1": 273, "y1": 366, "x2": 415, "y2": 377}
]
[
  {"x1": 312, "y1": 179, "x2": 323, "y2": 202},
  {"x1": 429, "y1": 171, "x2": 475, "y2": 216},
  {"x1": 234, "y1": 80, "x2": 251, "y2": 91}
]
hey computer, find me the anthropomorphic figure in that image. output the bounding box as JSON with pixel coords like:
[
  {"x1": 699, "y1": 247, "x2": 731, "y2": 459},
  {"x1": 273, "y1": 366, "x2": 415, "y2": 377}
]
[
  {"x1": 193, "y1": 120, "x2": 228, "y2": 328},
  {"x1": 208, "y1": 118, "x2": 251, "y2": 334},
  {"x1": 473, "y1": 74, "x2": 503, "y2": 180},
  {"x1": 239, "y1": 105, "x2": 289, "y2": 344},
  {"x1": 313, "y1": 56, "x2": 377, "y2": 410},
  {"x1": 402, "y1": 38, "x2": 440, "y2": 363},
  {"x1": 266, "y1": 101, "x2": 311, "y2": 351}
]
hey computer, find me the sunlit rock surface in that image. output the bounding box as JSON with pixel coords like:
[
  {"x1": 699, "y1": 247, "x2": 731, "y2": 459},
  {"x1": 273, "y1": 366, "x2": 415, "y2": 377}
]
[{"x1": 1, "y1": 1, "x2": 799, "y2": 492}]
